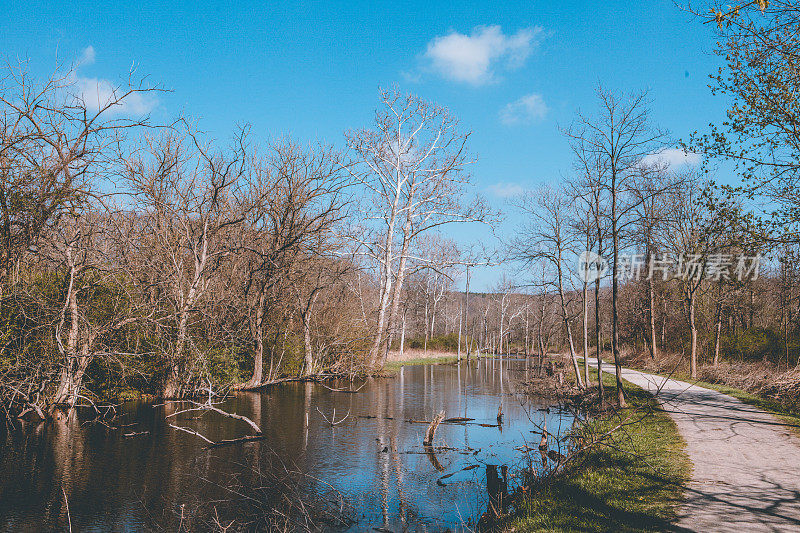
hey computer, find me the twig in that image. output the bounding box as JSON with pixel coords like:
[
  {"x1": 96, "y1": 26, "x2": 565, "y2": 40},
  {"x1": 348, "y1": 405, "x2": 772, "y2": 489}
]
[{"x1": 122, "y1": 430, "x2": 150, "y2": 438}]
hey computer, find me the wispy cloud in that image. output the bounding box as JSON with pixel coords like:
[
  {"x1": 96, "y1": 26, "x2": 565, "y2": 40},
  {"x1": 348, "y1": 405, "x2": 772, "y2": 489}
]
[
  {"x1": 400, "y1": 70, "x2": 422, "y2": 84},
  {"x1": 488, "y1": 182, "x2": 526, "y2": 198},
  {"x1": 641, "y1": 148, "x2": 702, "y2": 168},
  {"x1": 499, "y1": 93, "x2": 548, "y2": 125},
  {"x1": 72, "y1": 46, "x2": 157, "y2": 116},
  {"x1": 78, "y1": 45, "x2": 96, "y2": 66},
  {"x1": 424, "y1": 25, "x2": 543, "y2": 85}
]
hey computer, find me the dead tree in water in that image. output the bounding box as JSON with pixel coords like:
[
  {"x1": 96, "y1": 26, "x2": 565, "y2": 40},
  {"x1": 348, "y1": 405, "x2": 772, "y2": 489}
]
[{"x1": 423, "y1": 410, "x2": 445, "y2": 446}]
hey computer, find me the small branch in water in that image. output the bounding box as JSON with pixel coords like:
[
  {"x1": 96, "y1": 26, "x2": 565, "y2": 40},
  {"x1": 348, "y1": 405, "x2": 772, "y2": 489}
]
[
  {"x1": 168, "y1": 423, "x2": 214, "y2": 444},
  {"x1": 122, "y1": 430, "x2": 150, "y2": 438},
  {"x1": 207, "y1": 434, "x2": 270, "y2": 448},
  {"x1": 204, "y1": 404, "x2": 262, "y2": 434},
  {"x1": 437, "y1": 464, "x2": 480, "y2": 485},
  {"x1": 62, "y1": 485, "x2": 71, "y2": 533},
  {"x1": 317, "y1": 407, "x2": 352, "y2": 426},
  {"x1": 319, "y1": 380, "x2": 367, "y2": 393}
]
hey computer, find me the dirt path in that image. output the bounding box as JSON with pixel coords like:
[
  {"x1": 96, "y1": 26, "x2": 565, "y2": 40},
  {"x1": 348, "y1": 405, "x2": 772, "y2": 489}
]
[{"x1": 589, "y1": 359, "x2": 800, "y2": 532}]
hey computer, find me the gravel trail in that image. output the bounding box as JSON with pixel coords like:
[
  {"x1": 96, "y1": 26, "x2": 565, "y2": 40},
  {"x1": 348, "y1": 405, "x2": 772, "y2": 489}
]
[{"x1": 589, "y1": 359, "x2": 800, "y2": 532}]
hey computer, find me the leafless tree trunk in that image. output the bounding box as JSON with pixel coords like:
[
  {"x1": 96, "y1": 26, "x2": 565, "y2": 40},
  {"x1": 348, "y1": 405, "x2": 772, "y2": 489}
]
[
  {"x1": 564, "y1": 87, "x2": 666, "y2": 405},
  {"x1": 346, "y1": 90, "x2": 490, "y2": 368},
  {"x1": 509, "y1": 187, "x2": 584, "y2": 388}
]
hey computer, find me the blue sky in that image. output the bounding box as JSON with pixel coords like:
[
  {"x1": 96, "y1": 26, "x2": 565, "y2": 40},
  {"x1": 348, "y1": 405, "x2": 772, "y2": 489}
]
[{"x1": 2, "y1": 0, "x2": 729, "y2": 290}]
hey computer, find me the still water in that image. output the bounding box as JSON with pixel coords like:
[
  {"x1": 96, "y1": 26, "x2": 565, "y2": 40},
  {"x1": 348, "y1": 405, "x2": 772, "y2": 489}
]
[{"x1": 0, "y1": 358, "x2": 573, "y2": 532}]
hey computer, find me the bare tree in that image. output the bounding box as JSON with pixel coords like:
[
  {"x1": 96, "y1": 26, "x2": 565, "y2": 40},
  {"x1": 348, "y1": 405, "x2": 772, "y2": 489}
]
[
  {"x1": 44, "y1": 211, "x2": 148, "y2": 408},
  {"x1": 659, "y1": 176, "x2": 725, "y2": 378},
  {"x1": 0, "y1": 61, "x2": 155, "y2": 416},
  {"x1": 0, "y1": 62, "x2": 156, "y2": 299},
  {"x1": 509, "y1": 186, "x2": 584, "y2": 388},
  {"x1": 565, "y1": 86, "x2": 666, "y2": 405},
  {"x1": 629, "y1": 164, "x2": 677, "y2": 361},
  {"x1": 235, "y1": 141, "x2": 349, "y2": 388},
  {"x1": 571, "y1": 153, "x2": 610, "y2": 400},
  {"x1": 346, "y1": 89, "x2": 490, "y2": 368},
  {"x1": 123, "y1": 125, "x2": 248, "y2": 398}
]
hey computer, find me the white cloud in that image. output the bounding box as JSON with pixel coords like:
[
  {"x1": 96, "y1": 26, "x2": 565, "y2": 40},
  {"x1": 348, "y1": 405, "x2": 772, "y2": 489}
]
[
  {"x1": 424, "y1": 25, "x2": 543, "y2": 85},
  {"x1": 499, "y1": 93, "x2": 548, "y2": 125},
  {"x1": 641, "y1": 148, "x2": 702, "y2": 168},
  {"x1": 79, "y1": 45, "x2": 96, "y2": 66},
  {"x1": 69, "y1": 46, "x2": 157, "y2": 116},
  {"x1": 75, "y1": 76, "x2": 157, "y2": 116},
  {"x1": 488, "y1": 182, "x2": 526, "y2": 198}
]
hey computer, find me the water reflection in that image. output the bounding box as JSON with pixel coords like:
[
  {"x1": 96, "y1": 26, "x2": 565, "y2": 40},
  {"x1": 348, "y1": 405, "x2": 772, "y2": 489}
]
[{"x1": 0, "y1": 358, "x2": 573, "y2": 532}]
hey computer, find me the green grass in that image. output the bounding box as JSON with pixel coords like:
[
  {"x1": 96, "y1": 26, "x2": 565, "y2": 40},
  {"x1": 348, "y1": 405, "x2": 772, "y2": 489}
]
[
  {"x1": 382, "y1": 354, "x2": 460, "y2": 374},
  {"x1": 509, "y1": 369, "x2": 691, "y2": 532}
]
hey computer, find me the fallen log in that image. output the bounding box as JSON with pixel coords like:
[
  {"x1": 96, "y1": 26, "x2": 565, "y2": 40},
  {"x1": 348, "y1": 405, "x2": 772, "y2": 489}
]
[{"x1": 235, "y1": 373, "x2": 363, "y2": 391}]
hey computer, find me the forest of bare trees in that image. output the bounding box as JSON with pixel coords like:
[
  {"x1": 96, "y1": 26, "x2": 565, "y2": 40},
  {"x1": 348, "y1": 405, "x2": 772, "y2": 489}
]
[
  {"x1": 0, "y1": 63, "x2": 499, "y2": 419},
  {"x1": 4, "y1": 0, "x2": 800, "y2": 424}
]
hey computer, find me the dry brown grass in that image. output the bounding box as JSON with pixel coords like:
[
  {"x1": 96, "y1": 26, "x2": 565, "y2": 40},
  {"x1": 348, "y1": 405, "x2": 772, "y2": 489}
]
[{"x1": 385, "y1": 348, "x2": 459, "y2": 363}]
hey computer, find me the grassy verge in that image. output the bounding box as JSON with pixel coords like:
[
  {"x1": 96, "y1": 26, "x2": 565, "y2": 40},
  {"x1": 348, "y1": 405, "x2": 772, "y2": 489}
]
[{"x1": 509, "y1": 369, "x2": 691, "y2": 532}]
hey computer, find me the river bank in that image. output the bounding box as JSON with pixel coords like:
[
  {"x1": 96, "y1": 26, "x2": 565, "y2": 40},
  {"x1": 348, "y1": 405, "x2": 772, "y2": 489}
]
[{"x1": 507, "y1": 366, "x2": 691, "y2": 532}]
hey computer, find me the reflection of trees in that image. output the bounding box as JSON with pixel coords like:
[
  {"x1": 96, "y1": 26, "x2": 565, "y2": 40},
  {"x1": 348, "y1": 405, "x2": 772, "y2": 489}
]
[
  {"x1": 0, "y1": 358, "x2": 574, "y2": 531},
  {"x1": 49, "y1": 410, "x2": 88, "y2": 528}
]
